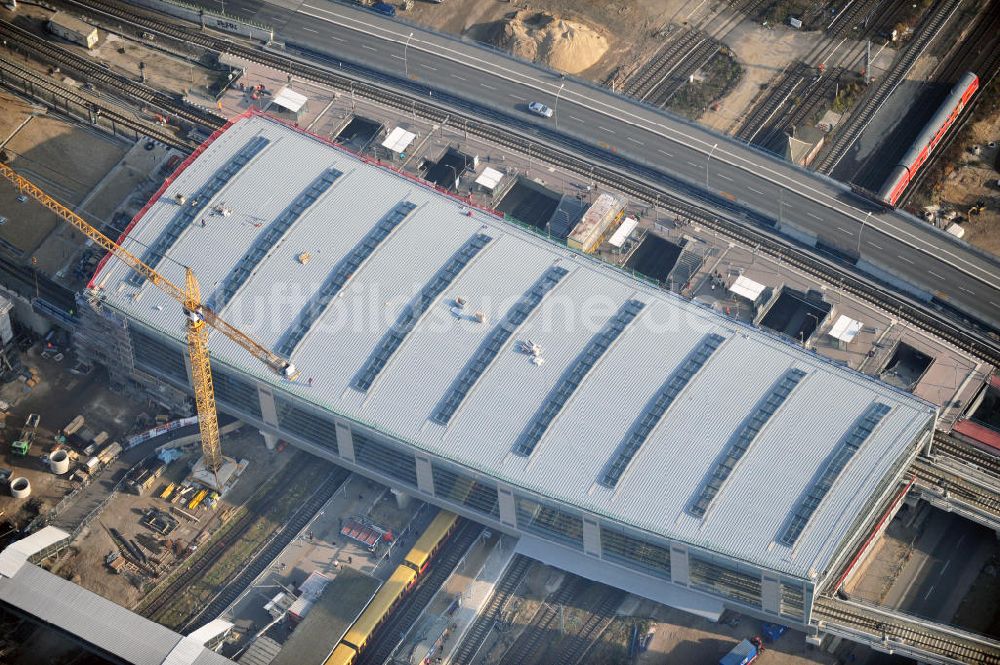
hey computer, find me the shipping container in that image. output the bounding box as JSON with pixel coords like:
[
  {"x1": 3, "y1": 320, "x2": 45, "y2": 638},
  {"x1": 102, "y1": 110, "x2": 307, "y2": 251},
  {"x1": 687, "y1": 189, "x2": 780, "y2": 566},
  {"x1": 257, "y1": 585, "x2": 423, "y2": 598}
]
[
  {"x1": 567, "y1": 193, "x2": 625, "y2": 254},
  {"x1": 47, "y1": 12, "x2": 99, "y2": 49}
]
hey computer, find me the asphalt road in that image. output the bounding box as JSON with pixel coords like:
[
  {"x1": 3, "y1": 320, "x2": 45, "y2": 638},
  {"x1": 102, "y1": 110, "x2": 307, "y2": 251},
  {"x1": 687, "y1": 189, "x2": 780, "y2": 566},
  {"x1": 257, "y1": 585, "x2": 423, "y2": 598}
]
[
  {"x1": 221, "y1": 0, "x2": 1000, "y2": 330},
  {"x1": 890, "y1": 508, "x2": 994, "y2": 623}
]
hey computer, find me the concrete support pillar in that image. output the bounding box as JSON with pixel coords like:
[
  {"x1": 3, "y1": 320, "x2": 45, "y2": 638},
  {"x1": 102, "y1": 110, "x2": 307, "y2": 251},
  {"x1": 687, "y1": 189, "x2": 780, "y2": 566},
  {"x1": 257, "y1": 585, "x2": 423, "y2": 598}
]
[
  {"x1": 258, "y1": 386, "x2": 278, "y2": 428},
  {"x1": 669, "y1": 544, "x2": 690, "y2": 586},
  {"x1": 803, "y1": 583, "x2": 815, "y2": 624},
  {"x1": 762, "y1": 575, "x2": 780, "y2": 615},
  {"x1": 582, "y1": 518, "x2": 601, "y2": 558},
  {"x1": 921, "y1": 428, "x2": 934, "y2": 457},
  {"x1": 392, "y1": 488, "x2": 411, "y2": 509},
  {"x1": 335, "y1": 420, "x2": 355, "y2": 462},
  {"x1": 261, "y1": 430, "x2": 279, "y2": 451},
  {"x1": 497, "y1": 485, "x2": 516, "y2": 528},
  {"x1": 415, "y1": 455, "x2": 434, "y2": 496}
]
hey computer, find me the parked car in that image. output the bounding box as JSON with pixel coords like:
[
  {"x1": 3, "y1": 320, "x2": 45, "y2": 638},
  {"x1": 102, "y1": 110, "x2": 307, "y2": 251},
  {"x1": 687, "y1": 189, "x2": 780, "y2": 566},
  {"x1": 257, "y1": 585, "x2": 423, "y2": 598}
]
[
  {"x1": 528, "y1": 101, "x2": 554, "y2": 118},
  {"x1": 371, "y1": 2, "x2": 396, "y2": 16}
]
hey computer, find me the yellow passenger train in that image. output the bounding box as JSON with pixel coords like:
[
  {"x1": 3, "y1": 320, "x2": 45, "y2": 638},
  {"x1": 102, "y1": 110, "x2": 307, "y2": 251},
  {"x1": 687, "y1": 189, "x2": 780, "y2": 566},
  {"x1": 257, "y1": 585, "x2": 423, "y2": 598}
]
[{"x1": 324, "y1": 510, "x2": 460, "y2": 665}]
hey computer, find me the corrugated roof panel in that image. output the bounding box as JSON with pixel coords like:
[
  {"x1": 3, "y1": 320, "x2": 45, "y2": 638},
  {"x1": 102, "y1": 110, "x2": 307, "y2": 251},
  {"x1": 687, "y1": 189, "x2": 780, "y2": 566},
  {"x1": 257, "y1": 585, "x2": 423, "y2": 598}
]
[
  {"x1": 513, "y1": 298, "x2": 645, "y2": 457},
  {"x1": 0, "y1": 564, "x2": 233, "y2": 665},
  {"x1": 367, "y1": 236, "x2": 559, "y2": 434},
  {"x1": 779, "y1": 402, "x2": 892, "y2": 547},
  {"x1": 93, "y1": 115, "x2": 936, "y2": 578},
  {"x1": 688, "y1": 368, "x2": 808, "y2": 519},
  {"x1": 353, "y1": 232, "x2": 493, "y2": 392}
]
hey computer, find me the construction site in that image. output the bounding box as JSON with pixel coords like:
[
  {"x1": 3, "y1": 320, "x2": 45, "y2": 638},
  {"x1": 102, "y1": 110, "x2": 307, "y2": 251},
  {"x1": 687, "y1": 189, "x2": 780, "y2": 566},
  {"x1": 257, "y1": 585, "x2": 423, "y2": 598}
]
[{"x1": 0, "y1": 1, "x2": 995, "y2": 665}]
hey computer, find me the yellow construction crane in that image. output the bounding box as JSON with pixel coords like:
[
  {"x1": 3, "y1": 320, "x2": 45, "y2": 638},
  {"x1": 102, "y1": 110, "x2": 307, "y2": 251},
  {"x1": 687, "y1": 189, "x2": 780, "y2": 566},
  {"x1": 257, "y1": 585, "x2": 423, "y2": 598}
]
[{"x1": 0, "y1": 163, "x2": 299, "y2": 486}]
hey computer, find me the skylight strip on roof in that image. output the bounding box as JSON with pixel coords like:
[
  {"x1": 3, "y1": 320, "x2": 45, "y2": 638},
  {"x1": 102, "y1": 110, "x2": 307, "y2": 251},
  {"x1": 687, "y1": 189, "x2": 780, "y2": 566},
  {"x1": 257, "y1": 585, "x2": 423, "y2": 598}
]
[
  {"x1": 778, "y1": 402, "x2": 892, "y2": 546},
  {"x1": 352, "y1": 232, "x2": 494, "y2": 392},
  {"x1": 431, "y1": 265, "x2": 570, "y2": 425},
  {"x1": 688, "y1": 368, "x2": 808, "y2": 518},
  {"x1": 513, "y1": 299, "x2": 646, "y2": 457},
  {"x1": 209, "y1": 167, "x2": 342, "y2": 312},
  {"x1": 600, "y1": 332, "x2": 726, "y2": 488},
  {"x1": 276, "y1": 200, "x2": 417, "y2": 358},
  {"x1": 128, "y1": 135, "x2": 270, "y2": 286}
]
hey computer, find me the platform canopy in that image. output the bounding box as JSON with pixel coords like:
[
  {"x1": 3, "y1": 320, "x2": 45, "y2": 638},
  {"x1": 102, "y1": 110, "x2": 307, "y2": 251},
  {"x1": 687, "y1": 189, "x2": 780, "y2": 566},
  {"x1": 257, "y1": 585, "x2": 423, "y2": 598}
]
[
  {"x1": 381, "y1": 127, "x2": 416, "y2": 154},
  {"x1": 271, "y1": 87, "x2": 308, "y2": 113},
  {"x1": 729, "y1": 275, "x2": 766, "y2": 302},
  {"x1": 829, "y1": 314, "x2": 863, "y2": 344}
]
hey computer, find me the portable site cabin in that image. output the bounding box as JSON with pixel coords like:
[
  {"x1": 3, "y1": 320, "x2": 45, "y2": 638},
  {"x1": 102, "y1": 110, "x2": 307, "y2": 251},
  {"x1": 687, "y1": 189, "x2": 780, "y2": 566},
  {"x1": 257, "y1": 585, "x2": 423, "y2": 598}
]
[
  {"x1": 567, "y1": 193, "x2": 625, "y2": 253},
  {"x1": 48, "y1": 13, "x2": 99, "y2": 49}
]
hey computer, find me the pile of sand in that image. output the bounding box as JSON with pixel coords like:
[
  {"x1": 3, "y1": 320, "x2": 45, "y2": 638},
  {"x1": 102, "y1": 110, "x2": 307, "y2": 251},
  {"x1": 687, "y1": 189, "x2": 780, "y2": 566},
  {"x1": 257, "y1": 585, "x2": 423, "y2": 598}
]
[{"x1": 493, "y1": 11, "x2": 608, "y2": 75}]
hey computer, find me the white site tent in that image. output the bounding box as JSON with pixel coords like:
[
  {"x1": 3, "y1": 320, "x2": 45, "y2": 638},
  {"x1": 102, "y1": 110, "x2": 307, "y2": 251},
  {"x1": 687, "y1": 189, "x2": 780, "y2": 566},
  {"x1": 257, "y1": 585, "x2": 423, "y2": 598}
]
[
  {"x1": 728, "y1": 275, "x2": 767, "y2": 305},
  {"x1": 828, "y1": 314, "x2": 863, "y2": 349},
  {"x1": 269, "y1": 87, "x2": 308, "y2": 120},
  {"x1": 607, "y1": 216, "x2": 639, "y2": 249},
  {"x1": 474, "y1": 166, "x2": 505, "y2": 193},
  {"x1": 381, "y1": 127, "x2": 416, "y2": 156}
]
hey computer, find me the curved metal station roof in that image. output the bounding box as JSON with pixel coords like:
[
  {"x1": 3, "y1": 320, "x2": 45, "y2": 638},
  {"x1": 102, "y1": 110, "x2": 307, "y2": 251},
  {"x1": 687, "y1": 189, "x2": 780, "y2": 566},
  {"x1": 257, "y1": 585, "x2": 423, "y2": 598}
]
[{"x1": 93, "y1": 113, "x2": 935, "y2": 578}]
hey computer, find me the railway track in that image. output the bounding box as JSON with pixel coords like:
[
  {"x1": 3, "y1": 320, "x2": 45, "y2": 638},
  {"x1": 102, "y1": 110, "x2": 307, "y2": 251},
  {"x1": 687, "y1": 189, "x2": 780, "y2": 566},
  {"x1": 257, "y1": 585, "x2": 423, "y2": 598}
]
[
  {"x1": 728, "y1": 0, "x2": 770, "y2": 20},
  {"x1": 898, "y1": 1, "x2": 1000, "y2": 205},
  {"x1": 0, "y1": 55, "x2": 189, "y2": 149},
  {"x1": 932, "y1": 433, "x2": 1000, "y2": 478},
  {"x1": 625, "y1": 0, "x2": 757, "y2": 107},
  {"x1": 755, "y1": 67, "x2": 845, "y2": 150},
  {"x1": 826, "y1": 0, "x2": 888, "y2": 41},
  {"x1": 137, "y1": 455, "x2": 318, "y2": 622},
  {"x1": 911, "y1": 458, "x2": 1000, "y2": 517},
  {"x1": 734, "y1": 61, "x2": 812, "y2": 142},
  {"x1": 647, "y1": 37, "x2": 722, "y2": 108},
  {"x1": 0, "y1": 18, "x2": 222, "y2": 130},
  {"x1": 497, "y1": 576, "x2": 588, "y2": 665},
  {"x1": 813, "y1": 596, "x2": 1000, "y2": 664},
  {"x1": 358, "y1": 518, "x2": 483, "y2": 665},
  {"x1": 63, "y1": 0, "x2": 1000, "y2": 369},
  {"x1": 552, "y1": 587, "x2": 626, "y2": 665},
  {"x1": 180, "y1": 467, "x2": 350, "y2": 632},
  {"x1": 736, "y1": 0, "x2": 896, "y2": 149},
  {"x1": 815, "y1": 0, "x2": 962, "y2": 174},
  {"x1": 450, "y1": 554, "x2": 532, "y2": 665},
  {"x1": 623, "y1": 28, "x2": 703, "y2": 100}
]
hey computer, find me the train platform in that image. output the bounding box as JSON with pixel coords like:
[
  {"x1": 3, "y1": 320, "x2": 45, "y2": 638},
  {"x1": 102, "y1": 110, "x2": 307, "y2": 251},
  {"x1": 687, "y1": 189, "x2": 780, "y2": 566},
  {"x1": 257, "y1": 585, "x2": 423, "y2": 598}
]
[
  {"x1": 679, "y1": 227, "x2": 989, "y2": 426},
  {"x1": 515, "y1": 536, "x2": 724, "y2": 623},
  {"x1": 400, "y1": 531, "x2": 514, "y2": 665},
  {"x1": 217, "y1": 474, "x2": 431, "y2": 655}
]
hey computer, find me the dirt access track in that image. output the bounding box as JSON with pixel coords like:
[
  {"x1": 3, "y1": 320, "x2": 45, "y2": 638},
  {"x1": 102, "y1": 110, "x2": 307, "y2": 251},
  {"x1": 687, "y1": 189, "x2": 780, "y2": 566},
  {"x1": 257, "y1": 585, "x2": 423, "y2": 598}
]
[
  {"x1": 404, "y1": 0, "x2": 705, "y2": 82},
  {"x1": 401, "y1": 0, "x2": 827, "y2": 128}
]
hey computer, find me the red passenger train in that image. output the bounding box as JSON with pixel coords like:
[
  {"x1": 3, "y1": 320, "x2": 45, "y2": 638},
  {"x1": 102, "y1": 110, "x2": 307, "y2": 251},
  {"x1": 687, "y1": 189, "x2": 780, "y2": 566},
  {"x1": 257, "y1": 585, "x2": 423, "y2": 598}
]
[{"x1": 877, "y1": 71, "x2": 979, "y2": 206}]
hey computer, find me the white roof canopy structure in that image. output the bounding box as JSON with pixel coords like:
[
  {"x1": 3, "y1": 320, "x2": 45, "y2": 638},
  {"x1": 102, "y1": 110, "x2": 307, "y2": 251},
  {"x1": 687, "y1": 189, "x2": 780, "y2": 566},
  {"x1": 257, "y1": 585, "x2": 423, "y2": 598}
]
[
  {"x1": 94, "y1": 114, "x2": 935, "y2": 580},
  {"x1": 474, "y1": 166, "x2": 504, "y2": 191},
  {"x1": 829, "y1": 315, "x2": 863, "y2": 344},
  {"x1": 729, "y1": 275, "x2": 767, "y2": 301},
  {"x1": 607, "y1": 216, "x2": 639, "y2": 248},
  {"x1": 271, "y1": 87, "x2": 308, "y2": 113},
  {"x1": 381, "y1": 127, "x2": 416, "y2": 154}
]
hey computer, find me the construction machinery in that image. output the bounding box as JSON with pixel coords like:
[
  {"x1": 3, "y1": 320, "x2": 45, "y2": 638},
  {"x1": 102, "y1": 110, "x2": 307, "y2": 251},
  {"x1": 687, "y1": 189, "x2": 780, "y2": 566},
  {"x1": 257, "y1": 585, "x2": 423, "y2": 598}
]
[
  {"x1": 0, "y1": 163, "x2": 299, "y2": 488},
  {"x1": 11, "y1": 413, "x2": 40, "y2": 456}
]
